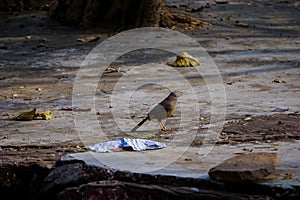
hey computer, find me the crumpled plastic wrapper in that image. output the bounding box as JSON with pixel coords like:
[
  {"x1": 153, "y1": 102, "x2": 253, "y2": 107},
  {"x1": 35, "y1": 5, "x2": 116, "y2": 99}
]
[
  {"x1": 169, "y1": 52, "x2": 200, "y2": 67},
  {"x1": 89, "y1": 138, "x2": 166, "y2": 153}
]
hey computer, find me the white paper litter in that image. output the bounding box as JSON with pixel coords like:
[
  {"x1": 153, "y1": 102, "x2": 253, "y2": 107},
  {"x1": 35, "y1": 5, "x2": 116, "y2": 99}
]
[{"x1": 88, "y1": 138, "x2": 166, "y2": 153}]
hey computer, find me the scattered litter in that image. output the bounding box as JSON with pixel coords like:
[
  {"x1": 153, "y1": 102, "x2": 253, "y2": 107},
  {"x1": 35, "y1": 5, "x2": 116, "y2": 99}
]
[
  {"x1": 189, "y1": 187, "x2": 200, "y2": 193},
  {"x1": 88, "y1": 138, "x2": 166, "y2": 153},
  {"x1": 77, "y1": 36, "x2": 100, "y2": 43},
  {"x1": 104, "y1": 66, "x2": 122, "y2": 74},
  {"x1": 242, "y1": 147, "x2": 253, "y2": 152},
  {"x1": 217, "y1": 133, "x2": 228, "y2": 143},
  {"x1": 272, "y1": 107, "x2": 289, "y2": 112},
  {"x1": 244, "y1": 117, "x2": 252, "y2": 121},
  {"x1": 34, "y1": 110, "x2": 52, "y2": 120},
  {"x1": 25, "y1": 35, "x2": 31, "y2": 40},
  {"x1": 60, "y1": 106, "x2": 91, "y2": 112},
  {"x1": 14, "y1": 108, "x2": 36, "y2": 121},
  {"x1": 60, "y1": 106, "x2": 79, "y2": 111},
  {"x1": 273, "y1": 77, "x2": 286, "y2": 83},
  {"x1": 36, "y1": 88, "x2": 42, "y2": 91},
  {"x1": 169, "y1": 52, "x2": 200, "y2": 67}
]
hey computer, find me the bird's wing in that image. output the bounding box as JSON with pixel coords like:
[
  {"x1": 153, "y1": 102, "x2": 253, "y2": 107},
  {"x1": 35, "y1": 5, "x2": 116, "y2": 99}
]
[
  {"x1": 148, "y1": 104, "x2": 167, "y2": 121},
  {"x1": 159, "y1": 96, "x2": 178, "y2": 117}
]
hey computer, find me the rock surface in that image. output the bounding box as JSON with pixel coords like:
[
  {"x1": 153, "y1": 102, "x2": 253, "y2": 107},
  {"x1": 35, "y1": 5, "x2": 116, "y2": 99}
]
[
  {"x1": 57, "y1": 180, "x2": 272, "y2": 200},
  {"x1": 208, "y1": 153, "x2": 278, "y2": 183},
  {"x1": 41, "y1": 159, "x2": 287, "y2": 200},
  {"x1": 57, "y1": 180, "x2": 201, "y2": 200}
]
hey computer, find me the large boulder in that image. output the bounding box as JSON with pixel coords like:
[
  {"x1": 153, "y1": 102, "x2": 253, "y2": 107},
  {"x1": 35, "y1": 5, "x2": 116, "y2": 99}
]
[{"x1": 208, "y1": 153, "x2": 278, "y2": 183}]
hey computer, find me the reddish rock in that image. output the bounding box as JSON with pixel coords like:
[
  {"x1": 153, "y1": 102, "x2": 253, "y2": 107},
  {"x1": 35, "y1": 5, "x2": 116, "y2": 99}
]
[{"x1": 208, "y1": 153, "x2": 278, "y2": 183}]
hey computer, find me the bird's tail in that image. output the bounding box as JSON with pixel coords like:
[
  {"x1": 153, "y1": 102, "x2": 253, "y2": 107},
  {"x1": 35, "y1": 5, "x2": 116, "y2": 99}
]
[{"x1": 131, "y1": 116, "x2": 149, "y2": 132}]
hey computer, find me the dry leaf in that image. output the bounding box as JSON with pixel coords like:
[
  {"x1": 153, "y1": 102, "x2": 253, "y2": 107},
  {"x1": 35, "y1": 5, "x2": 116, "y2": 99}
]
[
  {"x1": 14, "y1": 108, "x2": 36, "y2": 121},
  {"x1": 169, "y1": 52, "x2": 200, "y2": 67}
]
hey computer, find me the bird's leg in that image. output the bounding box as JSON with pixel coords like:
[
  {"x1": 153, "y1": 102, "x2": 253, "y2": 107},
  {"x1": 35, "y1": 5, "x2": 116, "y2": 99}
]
[
  {"x1": 159, "y1": 122, "x2": 165, "y2": 130},
  {"x1": 159, "y1": 121, "x2": 172, "y2": 131}
]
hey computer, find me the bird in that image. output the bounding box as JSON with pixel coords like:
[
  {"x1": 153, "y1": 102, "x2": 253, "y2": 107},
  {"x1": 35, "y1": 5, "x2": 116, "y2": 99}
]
[{"x1": 131, "y1": 90, "x2": 183, "y2": 132}]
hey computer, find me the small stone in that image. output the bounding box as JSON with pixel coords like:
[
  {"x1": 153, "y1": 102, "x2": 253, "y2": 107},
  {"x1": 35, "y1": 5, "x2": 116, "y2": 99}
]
[
  {"x1": 234, "y1": 22, "x2": 250, "y2": 28},
  {"x1": 215, "y1": 0, "x2": 228, "y2": 4},
  {"x1": 208, "y1": 153, "x2": 278, "y2": 183},
  {"x1": 273, "y1": 77, "x2": 286, "y2": 83}
]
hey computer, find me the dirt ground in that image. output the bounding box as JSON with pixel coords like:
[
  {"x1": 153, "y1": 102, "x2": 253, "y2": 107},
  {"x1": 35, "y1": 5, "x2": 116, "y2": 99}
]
[{"x1": 0, "y1": 0, "x2": 299, "y2": 190}]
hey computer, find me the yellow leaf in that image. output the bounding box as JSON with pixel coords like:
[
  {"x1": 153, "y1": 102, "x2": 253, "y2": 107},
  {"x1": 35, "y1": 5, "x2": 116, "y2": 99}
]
[
  {"x1": 170, "y1": 52, "x2": 200, "y2": 67},
  {"x1": 14, "y1": 108, "x2": 36, "y2": 121},
  {"x1": 34, "y1": 110, "x2": 53, "y2": 120}
]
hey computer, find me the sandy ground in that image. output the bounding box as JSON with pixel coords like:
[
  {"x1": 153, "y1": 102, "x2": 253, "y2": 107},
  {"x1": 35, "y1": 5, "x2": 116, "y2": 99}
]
[{"x1": 0, "y1": 0, "x2": 300, "y2": 188}]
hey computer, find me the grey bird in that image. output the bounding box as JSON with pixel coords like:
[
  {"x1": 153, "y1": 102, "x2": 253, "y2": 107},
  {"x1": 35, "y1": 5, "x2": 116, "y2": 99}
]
[{"x1": 131, "y1": 90, "x2": 183, "y2": 132}]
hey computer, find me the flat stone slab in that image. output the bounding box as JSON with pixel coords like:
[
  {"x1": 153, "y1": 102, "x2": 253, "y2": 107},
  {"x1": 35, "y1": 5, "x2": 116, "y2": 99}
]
[
  {"x1": 39, "y1": 146, "x2": 299, "y2": 199},
  {"x1": 208, "y1": 153, "x2": 278, "y2": 183}
]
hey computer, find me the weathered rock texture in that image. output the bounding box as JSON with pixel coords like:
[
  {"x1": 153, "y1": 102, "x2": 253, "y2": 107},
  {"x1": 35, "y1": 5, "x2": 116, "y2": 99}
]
[
  {"x1": 57, "y1": 180, "x2": 276, "y2": 200},
  {"x1": 54, "y1": 0, "x2": 164, "y2": 28},
  {"x1": 209, "y1": 153, "x2": 278, "y2": 183},
  {"x1": 53, "y1": 0, "x2": 210, "y2": 29},
  {"x1": 0, "y1": 150, "x2": 298, "y2": 199},
  {"x1": 0, "y1": 163, "x2": 50, "y2": 200},
  {"x1": 36, "y1": 157, "x2": 299, "y2": 199},
  {"x1": 0, "y1": 0, "x2": 56, "y2": 11}
]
